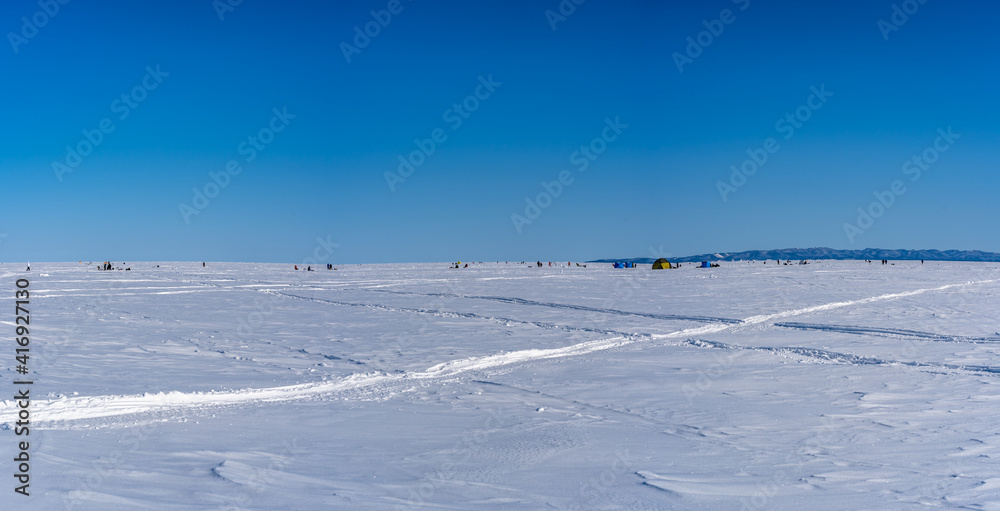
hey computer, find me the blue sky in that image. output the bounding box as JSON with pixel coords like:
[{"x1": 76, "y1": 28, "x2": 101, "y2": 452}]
[{"x1": 1, "y1": 0, "x2": 997, "y2": 263}]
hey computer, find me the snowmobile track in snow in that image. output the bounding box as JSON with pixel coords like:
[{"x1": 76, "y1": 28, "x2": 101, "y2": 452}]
[
  {"x1": 5, "y1": 278, "x2": 997, "y2": 429},
  {"x1": 368, "y1": 289, "x2": 745, "y2": 324},
  {"x1": 685, "y1": 339, "x2": 1000, "y2": 375},
  {"x1": 774, "y1": 322, "x2": 1000, "y2": 343},
  {"x1": 265, "y1": 290, "x2": 649, "y2": 338}
]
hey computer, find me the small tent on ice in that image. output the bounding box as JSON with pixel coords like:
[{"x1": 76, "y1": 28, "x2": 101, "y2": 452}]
[
  {"x1": 700, "y1": 261, "x2": 711, "y2": 268},
  {"x1": 652, "y1": 258, "x2": 672, "y2": 270}
]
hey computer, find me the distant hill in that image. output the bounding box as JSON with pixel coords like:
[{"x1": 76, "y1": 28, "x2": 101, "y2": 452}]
[{"x1": 590, "y1": 248, "x2": 1000, "y2": 264}]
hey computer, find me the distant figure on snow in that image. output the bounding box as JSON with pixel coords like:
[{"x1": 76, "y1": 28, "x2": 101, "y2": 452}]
[{"x1": 202, "y1": 262, "x2": 206, "y2": 267}]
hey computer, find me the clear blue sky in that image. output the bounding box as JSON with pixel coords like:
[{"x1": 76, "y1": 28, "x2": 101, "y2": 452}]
[{"x1": 1, "y1": 0, "x2": 997, "y2": 263}]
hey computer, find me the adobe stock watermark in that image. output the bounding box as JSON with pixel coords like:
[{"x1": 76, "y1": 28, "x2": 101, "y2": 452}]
[
  {"x1": 384, "y1": 74, "x2": 501, "y2": 192},
  {"x1": 236, "y1": 235, "x2": 339, "y2": 338},
  {"x1": 606, "y1": 244, "x2": 673, "y2": 304},
  {"x1": 877, "y1": 0, "x2": 929, "y2": 41},
  {"x1": 340, "y1": 0, "x2": 412, "y2": 63},
  {"x1": 179, "y1": 107, "x2": 295, "y2": 223},
  {"x1": 717, "y1": 84, "x2": 832, "y2": 202},
  {"x1": 7, "y1": 0, "x2": 72, "y2": 54},
  {"x1": 414, "y1": 280, "x2": 462, "y2": 336},
  {"x1": 62, "y1": 419, "x2": 158, "y2": 511},
  {"x1": 395, "y1": 408, "x2": 509, "y2": 510},
  {"x1": 544, "y1": 0, "x2": 586, "y2": 31},
  {"x1": 214, "y1": 439, "x2": 304, "y2": 509},
  {"x1": 672, "y1": 0, "x2": 750, "y2": 73},
  {"x1": 510, "y1": 117, "x2": 627, "y2": 234},
  {"x1": 740, "y1": 414, "x2": 841, "y2": 511},
  {"x1": 567, "y1": 451, "x2": 636, "y2": 510},
  {"x1": 213, "y1": 0, "x2": 244, "y2": 21},
  {"x1": 681, "y1": 348, "x2": 742, "y2": 404},
  {"x1": 577, "y1": 244, "x2": 673, "y2": 335},
  {"x1": 53, "y1": 65, "x2": 170, "y2": 183},
  {"x1": 681, "y1": 284, "x2": 797, "y2": 405},
  {"x1": 843, "y1": 126, "x2": 958, "y2": 243}
]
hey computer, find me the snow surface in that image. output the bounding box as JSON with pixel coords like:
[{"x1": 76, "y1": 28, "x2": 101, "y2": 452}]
[{"x1": 2, "y1": 260, "x2": 1000, "y2": 509}]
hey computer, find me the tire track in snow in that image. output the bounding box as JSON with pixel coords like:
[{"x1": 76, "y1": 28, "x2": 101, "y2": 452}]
[
  {"x1": 265, "y1": 290, "x2": 646, "y2": 338},
  {"x1": 368, "y1": 289, "x2": 744, "y2": 324},
  {"x1": 142, "y1": 274, "x2": 650, "y2": 337},
  {"x1": 738, "y1": 278, "x2": 999, "y2": 326},
  {"x1": 8, "y1": 336, "x2": 640, "y2": 426},
  {"x1": 774, "y1": 322, "x2": 1000, "y2": 343},
  {"x1": 685, "y1": 339, "x2": 1000, "y2": 375},
  {"x1": 7, "y1": 278, "x2": 996, "y2": 428}
]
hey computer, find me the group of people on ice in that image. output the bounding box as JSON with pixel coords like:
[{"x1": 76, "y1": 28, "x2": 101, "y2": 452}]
[
  {"x1": 97, "y1": 261, "x2": 129, "y2": 271},
  {"x1": 533, "y1": 261, "x2": 585, "y2": 268},
  {"x1": 293, "y1": 263, "x2": 335, "y2": 271}
]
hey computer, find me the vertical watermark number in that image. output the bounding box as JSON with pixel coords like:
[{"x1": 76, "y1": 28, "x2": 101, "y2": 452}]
[{"x1": 13, "y1": 278, "x2": 32, "y2": 496}]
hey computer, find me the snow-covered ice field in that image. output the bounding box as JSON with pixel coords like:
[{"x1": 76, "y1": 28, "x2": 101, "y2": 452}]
[{"x1": 2, "y1": 260, "x2": 1000, "y2": 510}]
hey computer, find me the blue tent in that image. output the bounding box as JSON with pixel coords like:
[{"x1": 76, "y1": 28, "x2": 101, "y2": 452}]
[{"x1": 700, "y1": 261, "x2": 710, "y2": 268}]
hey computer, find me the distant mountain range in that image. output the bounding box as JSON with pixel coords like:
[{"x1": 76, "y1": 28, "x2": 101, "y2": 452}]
[{"x1": 590, "y1": 248, "x2": 1000, "y2": 264}]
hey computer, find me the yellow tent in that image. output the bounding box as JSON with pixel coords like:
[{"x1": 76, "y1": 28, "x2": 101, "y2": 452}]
[{"x1": 652, "y1": 258, "x2": 672, "y2": 270}]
